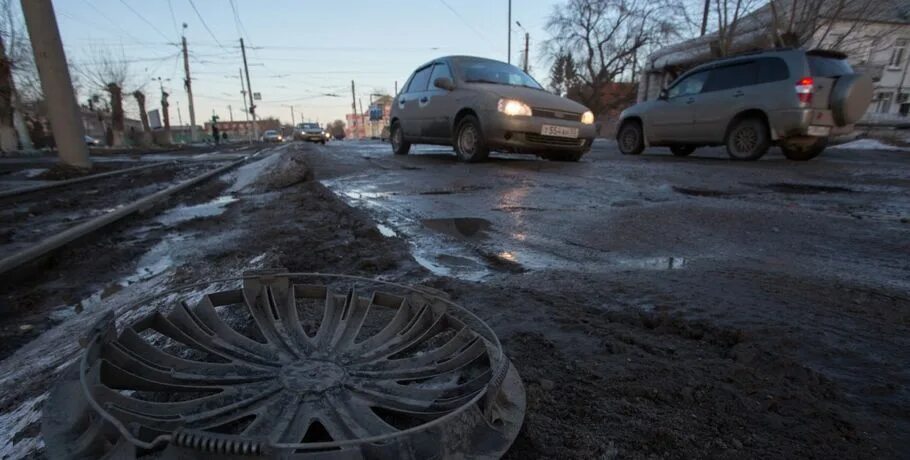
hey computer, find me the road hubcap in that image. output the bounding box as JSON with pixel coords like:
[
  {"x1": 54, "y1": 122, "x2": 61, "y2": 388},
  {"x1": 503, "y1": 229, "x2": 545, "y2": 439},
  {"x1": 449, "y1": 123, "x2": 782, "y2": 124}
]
[{"x1": 460, "y1": 125, "x2": 477, "y2": 156}]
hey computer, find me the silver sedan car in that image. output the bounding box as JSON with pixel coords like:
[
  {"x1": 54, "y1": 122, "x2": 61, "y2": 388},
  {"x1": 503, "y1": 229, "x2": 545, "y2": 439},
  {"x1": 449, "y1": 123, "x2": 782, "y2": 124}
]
[{"x1": 390, "y1": 56, "x2": 597, "y2": 162}]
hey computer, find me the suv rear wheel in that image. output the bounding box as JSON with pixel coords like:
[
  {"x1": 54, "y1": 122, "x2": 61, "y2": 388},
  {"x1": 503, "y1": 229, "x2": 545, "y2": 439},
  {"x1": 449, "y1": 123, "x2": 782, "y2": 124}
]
[
  {"x1": 780, "y1": 138, "x2": 827, "y2": 161},
  {"x1": 618, "y1": 120, "x2": 644, "y2": 155},
  {"x1": 454, "y1": 115, "x2": 490, "y2": 163},
  {"x1": 670, "y1": 145, "x2": 695, "y2": 157},
  {"x1": 726, "y1": 117, "x2": 770, "y2": 161},
  {"x1": 390, "y1": 121, "x2": 410, "y2": 155}
]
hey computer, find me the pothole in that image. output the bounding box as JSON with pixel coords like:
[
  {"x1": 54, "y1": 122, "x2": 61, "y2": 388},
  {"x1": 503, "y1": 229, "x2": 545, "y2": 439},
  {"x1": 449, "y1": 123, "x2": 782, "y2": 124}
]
[
  {"x1": 760, "y1": 183, "x2": 854, "y2": 194},
  {"x1": 672, "y1": 186, "x2": 734, "y2": 198},
  {"x1": 421, "y1": 217, "x2": 492, "y2": 239}
]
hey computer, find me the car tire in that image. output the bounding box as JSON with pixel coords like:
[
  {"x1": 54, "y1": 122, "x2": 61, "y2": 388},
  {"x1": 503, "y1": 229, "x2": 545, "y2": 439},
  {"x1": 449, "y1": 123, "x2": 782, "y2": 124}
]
[
  {"x1": 390, "y1": 121, "x2": 410, "y2": 155},
  {"x1": 670, "y1": 145, "x2": 695, "y2": 157},
  {"x1": 617, "y1": 120, "x2": 644, "y2": 155},
  {"x1": 725, "y1": 117, "x2": 770, "y2": 161},
  {"x1": 780, "y1": 138, "x2": 827, "y2": 161},
  {"x1": 454, "y1": 115, "x2": 490, "y2": 163}
]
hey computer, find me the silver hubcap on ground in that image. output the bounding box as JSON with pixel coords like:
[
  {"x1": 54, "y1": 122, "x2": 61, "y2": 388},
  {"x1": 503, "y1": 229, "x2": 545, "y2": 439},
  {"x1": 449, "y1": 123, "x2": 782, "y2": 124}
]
[{"x1": 459, "y1": 125, "x2": 478, "y2": 157}]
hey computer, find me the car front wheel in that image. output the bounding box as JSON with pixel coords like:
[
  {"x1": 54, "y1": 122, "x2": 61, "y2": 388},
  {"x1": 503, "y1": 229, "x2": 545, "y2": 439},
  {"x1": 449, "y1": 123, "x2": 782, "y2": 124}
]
[
  {"x1": 390, "y1": 121, "x2": 410, "y2": 155},
  {"x1": 454, "y1": 115, "x2": 489, "y2": 162},
  {"x1": 618, "y1": 120, "x2": 644, "y2": 155}
]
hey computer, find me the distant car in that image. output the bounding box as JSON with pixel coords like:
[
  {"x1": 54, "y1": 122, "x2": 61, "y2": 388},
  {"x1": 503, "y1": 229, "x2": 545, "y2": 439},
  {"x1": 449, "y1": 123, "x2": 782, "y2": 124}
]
[
  {"x1": 261, "y1": 130, "x2": 283, "y2": 143},
  {"x1": 295, "y1": 123, "x2": 326, "y2": 144},
  {"x1": 616, "y1": 49, "x2": 873, "y2": 161},
  {"x1": 84, "y1": 135, "x2": 100, "y2": 146},
  {"x1": 390, "y1": 56, "x2": 596, "y2": 162}
]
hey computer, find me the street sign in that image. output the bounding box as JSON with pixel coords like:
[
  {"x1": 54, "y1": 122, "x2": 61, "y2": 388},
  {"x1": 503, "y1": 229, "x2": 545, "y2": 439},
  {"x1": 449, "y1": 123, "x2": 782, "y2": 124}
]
[{"x1": 253, "y1": 92, "x2": 262, "y2": 100}]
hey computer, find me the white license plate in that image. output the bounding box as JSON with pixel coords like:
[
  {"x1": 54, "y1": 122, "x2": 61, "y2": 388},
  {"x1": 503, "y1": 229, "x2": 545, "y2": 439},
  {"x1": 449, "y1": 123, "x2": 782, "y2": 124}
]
[
  {"x1": 807, "y1": 125, "x2": 830, "y2": 136},
  {"x1": 541, "y1": 125, "x2": 579, "y2": 138}
]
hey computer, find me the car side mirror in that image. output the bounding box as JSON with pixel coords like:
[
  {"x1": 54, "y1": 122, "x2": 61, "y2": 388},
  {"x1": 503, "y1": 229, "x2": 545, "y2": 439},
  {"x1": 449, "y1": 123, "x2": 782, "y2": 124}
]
[
  {"x1": 434, "y1": 77, "x2": 455, "y2": 91},
  {"x1": 658, "y1": 88, "x2": 668, "y2": 100}
]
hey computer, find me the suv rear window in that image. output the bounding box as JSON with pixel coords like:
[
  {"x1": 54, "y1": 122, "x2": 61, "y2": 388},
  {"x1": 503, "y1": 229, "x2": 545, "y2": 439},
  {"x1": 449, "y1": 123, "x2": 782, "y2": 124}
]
[{"x1": 808, "y1": 56, "x2": 853, "y2": 77}]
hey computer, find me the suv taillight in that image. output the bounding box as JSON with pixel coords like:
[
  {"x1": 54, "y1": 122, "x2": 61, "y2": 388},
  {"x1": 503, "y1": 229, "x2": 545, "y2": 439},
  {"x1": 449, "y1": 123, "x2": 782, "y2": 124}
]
[{"x1": 795, "y1": 77, "x2": 814, "y2": 104}]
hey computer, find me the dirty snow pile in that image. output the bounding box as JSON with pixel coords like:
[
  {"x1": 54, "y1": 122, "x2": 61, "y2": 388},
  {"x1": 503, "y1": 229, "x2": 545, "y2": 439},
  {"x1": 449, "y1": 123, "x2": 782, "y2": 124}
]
[{"x1": 830, "y1": 139, "x2": 909, "y2": 151}]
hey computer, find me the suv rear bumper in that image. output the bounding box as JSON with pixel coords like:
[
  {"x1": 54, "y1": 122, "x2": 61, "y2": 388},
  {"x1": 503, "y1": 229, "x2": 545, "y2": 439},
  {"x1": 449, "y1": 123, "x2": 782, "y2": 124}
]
[
  {"x1": 479, "y1": 109, "x2": 596, "y2": 153},
  {"x1": 769, "y1": 108, "x2": 854, "y2": 139}
]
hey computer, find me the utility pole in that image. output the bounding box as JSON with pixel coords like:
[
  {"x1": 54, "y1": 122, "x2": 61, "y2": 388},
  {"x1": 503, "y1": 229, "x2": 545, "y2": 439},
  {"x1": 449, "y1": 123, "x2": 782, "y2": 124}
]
[
  {"x1": 289, "y1": 105, "x2": 295, "y2": 126},
  {"x1": 507, "y1": 0, "x2": 512, "y2": 64},
  {"x1": 240, "y1": 38, "x2": 258, "y2": 140},
  {"x1": 238, "y1": 67, "x2": 250, "y2": 143},
  {"x1": 20, "y1": 0, "x2": 90, "y2": 168},
  {"x1": 181, "y1": 26, "x2": 197, "y2": 142},
  {"x1": 523, "y1": 32, "x2": 530, "y2": 72},
  {"x1": 177, "y1": 101, "x2": 183, "y2": 126},
  {"x1": 351, "y1": 80, "x2": 357, "y2": 139},
  {"x1": 228, "y1": 105, "x2": 233, "y2": 121},
  {"x1": 358, "y1": 98, "x2": 364, "y2": 139},
  {"x1": 700, "y1": 0, "x2": 710, "y2": 36},
  {"x1": 394, "y1": 80, "x2": 398, "y2": 96}
]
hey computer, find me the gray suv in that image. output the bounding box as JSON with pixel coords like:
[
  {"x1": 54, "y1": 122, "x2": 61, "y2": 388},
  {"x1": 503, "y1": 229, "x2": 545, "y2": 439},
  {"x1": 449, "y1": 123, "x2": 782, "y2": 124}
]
[
  {"x1": 617, "y1": 49, "x2": 873, "y2": 161},
  {"x1": 390, "y1": 56, "x2": 597, "y2": 162}
]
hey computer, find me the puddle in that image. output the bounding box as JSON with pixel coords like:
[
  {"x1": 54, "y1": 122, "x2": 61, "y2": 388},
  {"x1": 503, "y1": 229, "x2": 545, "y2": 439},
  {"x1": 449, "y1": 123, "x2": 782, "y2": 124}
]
[
  {"x1": 155, "y1": 195, "x2": 237, "y2": 226},
  {"x1": 413, "y1": 253, "x2": 489, "y2": 282},
  {"x1": 422, "y1": 217, "x2": 491, "y2": 239},
  {"x1": 376, "y1": 224, "x2": 398, "y2": 237},
  {"x1": 618, "y1": 257, "x2": 688, "y2": 270}
]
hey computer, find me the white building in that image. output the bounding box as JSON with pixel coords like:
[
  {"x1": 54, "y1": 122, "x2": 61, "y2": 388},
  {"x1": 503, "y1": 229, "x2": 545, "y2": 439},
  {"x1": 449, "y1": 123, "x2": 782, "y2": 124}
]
[{"x1": 638, "y1": 0, "x2": 910, "y2": 121}]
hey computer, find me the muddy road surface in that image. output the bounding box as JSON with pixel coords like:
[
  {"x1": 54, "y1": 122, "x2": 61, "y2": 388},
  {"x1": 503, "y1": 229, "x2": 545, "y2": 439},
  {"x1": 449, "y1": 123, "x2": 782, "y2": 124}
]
[{"x1": 0, "y1": 139, "x2": 907, "y2": 458}]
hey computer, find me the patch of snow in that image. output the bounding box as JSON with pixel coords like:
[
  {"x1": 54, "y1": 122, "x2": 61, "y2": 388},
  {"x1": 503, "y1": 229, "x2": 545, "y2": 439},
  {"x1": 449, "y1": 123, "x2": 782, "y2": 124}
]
[
  {"x1": 0, "y1": 393, "x2": 47, "y2": 458},
  {"x1": 155, "y1": 195, "x2": 238, "y2": 226},
  {"x1": 830, "y1": 139, "x2": 910, "y2": 151},
  {"x1": 227, "y1": 151, "x2": 284, "y2": 193}
]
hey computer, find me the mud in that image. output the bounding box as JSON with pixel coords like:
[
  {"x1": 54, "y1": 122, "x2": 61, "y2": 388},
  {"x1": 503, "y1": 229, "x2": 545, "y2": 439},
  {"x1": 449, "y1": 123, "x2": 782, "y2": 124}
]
[{"x1": 0, "y1": 141, "x2": 907, "y2": 458}]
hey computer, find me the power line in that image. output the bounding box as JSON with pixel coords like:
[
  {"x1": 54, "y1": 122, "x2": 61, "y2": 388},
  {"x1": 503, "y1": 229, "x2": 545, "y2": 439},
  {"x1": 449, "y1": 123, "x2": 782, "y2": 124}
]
[
  {"x1": 187, "y1": 0, "x2": 228, "y2": 51},
  {"x1": 436, "y1": 0, "x2": 491, "y2": 45},
  {"x1": 167, "y1": 0, "x2": 180, "y2": 35},
  {"x1": 118, "y1": 0, "x2": 172, "y2": 42}
]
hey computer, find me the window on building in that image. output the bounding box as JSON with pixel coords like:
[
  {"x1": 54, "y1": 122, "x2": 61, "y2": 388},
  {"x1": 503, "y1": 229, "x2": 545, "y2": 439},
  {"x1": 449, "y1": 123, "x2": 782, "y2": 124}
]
[
  {"x1": 874, "y1": 92, "x2": 893, "y2": 113},
  {"x1": 889, "y1": 39, "x2": 908, "y2": 68}
]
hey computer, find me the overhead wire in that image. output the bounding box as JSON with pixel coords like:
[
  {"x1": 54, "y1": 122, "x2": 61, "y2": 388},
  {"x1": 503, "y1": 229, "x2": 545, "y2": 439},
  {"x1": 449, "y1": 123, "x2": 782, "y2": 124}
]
[
  {"x1": 167, "y1": 0, "x2": 180, "y2": 35},
  {"x1": 118, "y1": 0, "x2": 172, "y2": 42},
  {"x1": 187, "y1": 0, "x2": 229, "y2": 51}
]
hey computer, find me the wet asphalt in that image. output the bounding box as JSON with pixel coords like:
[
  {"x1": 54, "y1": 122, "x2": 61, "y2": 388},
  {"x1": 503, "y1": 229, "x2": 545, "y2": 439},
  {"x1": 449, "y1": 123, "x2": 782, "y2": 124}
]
[{"x1": 314, "y1": 139, "x2": 910, "y2": 291}]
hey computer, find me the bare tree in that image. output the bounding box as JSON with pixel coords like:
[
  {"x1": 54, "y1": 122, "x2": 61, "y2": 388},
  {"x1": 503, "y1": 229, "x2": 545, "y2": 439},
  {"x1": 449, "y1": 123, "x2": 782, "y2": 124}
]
[
  {"x1": 79, "y1": 48, "x2": 131, "y2": 147},
  {"x1": 0, "y1": 0, "x2": 38, "y2": 151},
  {"x1": 132, "y1": 90, "x2": 152, "y2": 146},
  {"x1": 546, "y1": 0, "x2": 681, "y2": 116}
]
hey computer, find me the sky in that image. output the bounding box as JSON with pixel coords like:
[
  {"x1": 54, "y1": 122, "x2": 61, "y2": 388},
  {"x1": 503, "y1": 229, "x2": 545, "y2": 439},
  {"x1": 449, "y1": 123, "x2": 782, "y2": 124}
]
[{"x1": 48, "y1": 0, "x2": 560, "y2": 126}]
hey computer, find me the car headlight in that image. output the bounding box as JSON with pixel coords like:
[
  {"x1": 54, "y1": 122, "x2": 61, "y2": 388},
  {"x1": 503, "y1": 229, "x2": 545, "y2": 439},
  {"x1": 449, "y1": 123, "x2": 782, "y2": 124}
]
[
  {"x1": 497, "y1": 98, "x2": 532, "y2": 117},
  {"x1": 581, "y1": 111, "x2": 595, "y2": 125}
]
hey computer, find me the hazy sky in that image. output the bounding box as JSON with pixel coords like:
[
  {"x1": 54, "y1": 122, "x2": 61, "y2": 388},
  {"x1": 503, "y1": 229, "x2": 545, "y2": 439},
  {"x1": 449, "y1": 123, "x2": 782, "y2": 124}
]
[{"x1": 49, "y1": 0, "x2": 559, "y2": 126}]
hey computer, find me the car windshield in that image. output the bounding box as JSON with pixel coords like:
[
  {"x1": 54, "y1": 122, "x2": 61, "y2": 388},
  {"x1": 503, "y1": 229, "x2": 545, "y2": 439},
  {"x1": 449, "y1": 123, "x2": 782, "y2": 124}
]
[
  {"x1": 299, "y1": 123, "x2": 319, "y2": 129},
  {"x1": 454, "y1": 57, "x2": 542, "y2": 90},
  {"x1": 264, "y1": 130, "x2": 277, "y2": 135}
]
